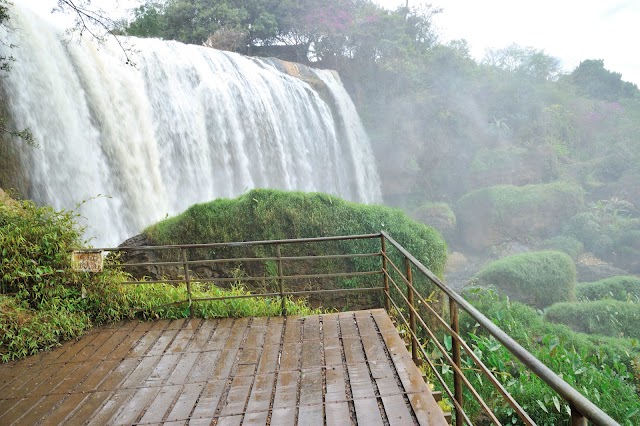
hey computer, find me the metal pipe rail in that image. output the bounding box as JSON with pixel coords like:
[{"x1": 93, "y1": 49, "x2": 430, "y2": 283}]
[
  {"x1": 74, "y1": 231, "x2": 619, "y2": 425},
  {"x1": 380, "y1": 231, "x2": 618, "y2": 426}
]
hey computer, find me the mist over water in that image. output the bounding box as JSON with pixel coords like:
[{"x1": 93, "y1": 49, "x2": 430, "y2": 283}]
[{"x1": 1, "y1": 6, "x2": 381, "y2": 246}]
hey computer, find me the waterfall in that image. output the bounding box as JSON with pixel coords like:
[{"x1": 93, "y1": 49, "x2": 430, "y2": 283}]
[{"x1": 0, "y1": 5, "x2": 381, "y2": 246}]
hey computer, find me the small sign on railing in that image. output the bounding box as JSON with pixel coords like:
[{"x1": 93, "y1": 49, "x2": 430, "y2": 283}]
[{"x1": 71, "y1": 250, "x2": 103, "y2": 272}]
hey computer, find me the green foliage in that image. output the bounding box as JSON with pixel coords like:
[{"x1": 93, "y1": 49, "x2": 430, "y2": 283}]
[
  {"x1": 0, "y1": 192, "x2": 317, "y2": 361},
  {"x1": 571, "y1": 59, "x2": 640, "y2": 101},
  {"x1": 577, "y1": 276, "x2": 640, "y2": 302},
  {"x1": 124, "y1": 283, "x2": 318, "y2": 319},
  {"x1": 458, "y1": 182, "x2": 584, "y2": 221},
  {"x1": 539, "y1": 235, "x2": 584, "y2": 258},
  {"x1": 545, "y1": 300, "x2": 640, "y2": 339},
  {"x1": 461, "y1": 288, "x2": 640, "y2": 424},
  {"x1": 472, "y1": 251, "x2": 576, "y2": 308},
  {"x1": 145, "y1": 188, "x2": 447, "y2": 279}
]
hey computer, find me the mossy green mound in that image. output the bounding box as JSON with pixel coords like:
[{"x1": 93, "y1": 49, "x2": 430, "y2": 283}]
[
  {"x1": 577, "y1": 276, "x2": 640, "y2": 302},
  {"x1": 456, "y1": 182, "x2": 584, "y2": 250},
  {"x1": 472, "y1": 251, "x2": 576, "y2": 308},
  {"x1": 545, "y1": 300, "x2": 640, "y2": 339},
  {"x1": 145, "y1": 188, "x2": 447, "y2": 278}
]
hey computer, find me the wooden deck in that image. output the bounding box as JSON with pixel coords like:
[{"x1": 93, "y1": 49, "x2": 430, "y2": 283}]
[{"x1": 0, "y1": 309, "x2": 447, "y2": 425}]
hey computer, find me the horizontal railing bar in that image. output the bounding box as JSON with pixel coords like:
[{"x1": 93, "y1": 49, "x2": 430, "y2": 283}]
[
  {"x1": 89, "y1": 233, "x2": 382, "y2": 252},
  {"x1": 120, "y1": 270, "x2": 381, "y2": 286},
  {"x1": 386, "y1": 271, "x2": 500, "y2": 424},
  {"x1": 282, "y1": 287, "x2": 383, "y2": 296},
  {"x1": 381, "y1": 231, "x2": 618, "y2": 426},
  {"x1": 105, "y1": 252, "x2": 380, "y2": 269}
]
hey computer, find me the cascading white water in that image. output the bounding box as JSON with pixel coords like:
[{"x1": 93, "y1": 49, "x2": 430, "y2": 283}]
[{"x1": 0, "y1": 5, "x2": 381, "y2": 246}]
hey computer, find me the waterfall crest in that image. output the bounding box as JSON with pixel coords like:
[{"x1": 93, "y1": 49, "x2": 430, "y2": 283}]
[{"x1": 1, "y1": 5, "x2": 381, "y2": 245}]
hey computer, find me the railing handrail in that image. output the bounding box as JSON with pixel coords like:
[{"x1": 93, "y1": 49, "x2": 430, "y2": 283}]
[
  {"x1": 380, "y1": 231, "x2": 618, "y2": 426},
  {"x1": 91, "y1": 232, "x2": 382, "y2": 252}
]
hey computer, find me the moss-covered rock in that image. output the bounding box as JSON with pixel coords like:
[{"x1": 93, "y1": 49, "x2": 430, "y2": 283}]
[
  {"x1": 545, "y1": 300, "x2": 640, "y2": 338},
  {"x1": 577, "y1": 276, "x2": 640, "y2": 302},
  {"x1": 471, "y1": 251, "x2": 576, "y2": 308},
  {"x1": 456, "y1": 182, "x2": 584, "y2": 251}
]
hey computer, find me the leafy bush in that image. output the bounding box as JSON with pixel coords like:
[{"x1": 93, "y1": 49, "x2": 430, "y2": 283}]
[
  {"x1": 460, "y1": 287, "x2": 640, "y2": 424},
  {"x1": 545, "y1": 300, "x2": 640, "y2": 339},
  {"x1": 456, "y1": 182, "x2": 584, "y2": 250},
  {"x1": 577, "y1": 276, "x2": 640, "y2": 302},
  {"x1": 0, "y1": 191, "x2": 318, "y2": 361},
  {"x1": 539, "y1": 235, "x2": 584, "y2": 258},
  {"x1": 472, "y1": 251, "x2": 576, "y2": 308}
]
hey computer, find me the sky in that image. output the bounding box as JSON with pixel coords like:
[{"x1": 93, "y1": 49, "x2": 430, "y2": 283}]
[
  {"x1": 26, "y1": 0, "x2": 640, "y2": 87},
  {"x1": 377, "y1": 0, "x2": 640, "y2": 86}
]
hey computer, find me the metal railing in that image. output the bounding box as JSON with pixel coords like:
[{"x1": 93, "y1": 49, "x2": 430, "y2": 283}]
[{"x1": 79, "y1": 232, "x2": 619, "y2": 425}]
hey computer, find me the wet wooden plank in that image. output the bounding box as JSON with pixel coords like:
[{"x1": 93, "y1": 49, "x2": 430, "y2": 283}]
[
  {"x1": 321, "y1": 314, "x2": 340, "y2": 339},
  {"x1": 110, "y1": 385, "x2": 162, "y2": 425},
  {"x1": 279, "y1": 342, "x2": 301, "y2": 372},
  {"x1": 144, "y1": 353, "x2": 181, "y2": 386},
  {"x1": 299, "y1": 369, "x2": 323, "y2": 405},
  {"x1": 302, "y1": 315, "x2": 321, "y2": 340},
  {"x1": 96, "y1": 357, "x2": 140, "y2": 391},
  {"x1": 325, "y1": 401, "x2": 352, "y2": 426},
  {"x1": 0, "y1": 395, "x2": 43, "y2": 425},
  {"x1": 257, "y1": 344, "x2": 280, "y2": 374},
  {"x1": 245, "y1": 373, "x2": 276, "y2": 414},
  {"x1": 301, "y1": 339, "x2": 323, "y2": 369},
  {"x1": 86, "y1": 388, "x2": 136, "y2": 426},
  {"x1": 16, "y1": 394, "x2": 66, "y2": 425},
  {"x1": 138, "y1": 384, "x2": 182, "y2": 423},
  {"x1": 165, "y1": 382, "x2": 205, "y2": 421},
  {"x1": 186, "y1": 350, "x2": 221, "y2": 384},
  {"x1": 382, "y1": 394, "x2": 414, "y2": 426},
  {"x1": 283, "y1": 316, "x2": 302, "y2": 343},
  {"x1": 41, "y1": 392, "x2": 89, "y2": 426},
  {"x1": 166, "y1": 352, "x2": 200, "y2": 385},
  {"x1": 325, "y1": 365, "x2": 348, "y2": 403},
  {"x1": 323, "y1": 337, "x2": 343, "y2": 367},
  {"x1": 338, "y1": 312, "x2": 359, "y2": 337},
  {"x1": 190, "y1": 379, "x2": 227, "y2": 420},
  {"x1": 298, "y1": 403, "x2": 324, "y2": 425},
  {"x1": 63, "y1": 391, "x2": 113, "y2": 425},
  {"x1": 272, "y1": 370, "x2": 300, "y2": 409},
  {"x1": 244, "y1": 411, "x2": 269, "y2": 424},
  {"x1": 270, "y1": 407, "x2": 296, "y2": 426},
  {"x1": 217, "y1": 414, "x2": 242, "y2": 426},
  {"x1": 354, "y1": 398, "x2": 384, "y2": 426},
  {"x1": 219, "y1": 375, "x2": 254, "y2": 416}
]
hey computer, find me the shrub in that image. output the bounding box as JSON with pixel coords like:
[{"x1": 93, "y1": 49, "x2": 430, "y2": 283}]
[
  {"x1": 456, "y1": 182, "x2": 584, "y2": 250},
  {"x1": 545, "y1": 300, "x2": 640, "y2": 339},
  {"x1": 472, "y1": 251, "x2": 576, "y2": 308},
  {"x1": 539, "y1": 235, "x2": 584, "y2": 258},
  {"x1": 461, "y1": 287, "x2": 640, "y2": 424},
  {"x1": 577, "y1": 276, "x2": 640, "y2": 302},
  {"x1": 0, "y1": 191, "x2": 318, "y2": 361}
]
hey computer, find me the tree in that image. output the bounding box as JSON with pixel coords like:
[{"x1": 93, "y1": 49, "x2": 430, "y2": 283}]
[
  {"x1": 570, "y1": 59, "x2": 640, "y2": 101},
  {"x1": 483, "y1": 43, "x2": 562, "y2": 81}
]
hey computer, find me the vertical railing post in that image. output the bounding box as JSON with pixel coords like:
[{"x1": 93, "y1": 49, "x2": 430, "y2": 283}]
[
  {"x1": 570, "y1": 406, "x2": 587, "y2": 426},
  {"x1": 276, "y1": 244, "x2": 286, "y2": 316},
  {"x1": 404, "y1": 257, "x2": 418, "y2": 364},
  {"x1": 449, "y1": 299, "x2": 463, "y2": 426},
  {"x1": 381, "y1": 235, "x2": 390, "y2": 311},
  {"x1": 181, "y1": 248, "x2": 194, "y2": 318}
]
